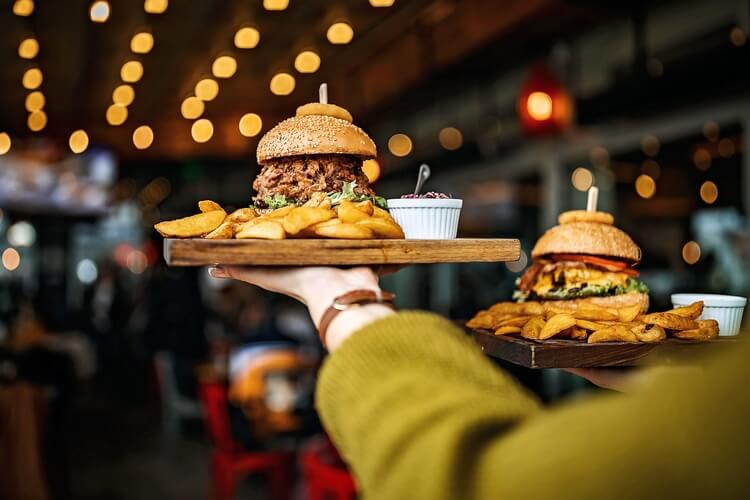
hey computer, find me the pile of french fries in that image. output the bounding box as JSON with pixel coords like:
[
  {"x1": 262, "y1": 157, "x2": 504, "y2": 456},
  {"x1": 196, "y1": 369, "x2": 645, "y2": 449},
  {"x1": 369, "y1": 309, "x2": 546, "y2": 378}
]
[
  {"x1": 466, "y1": 300, "x2": 719, "y2": 343},
  {"x1": 154, "y1": 194, "x2": 404, "y2": 240}
]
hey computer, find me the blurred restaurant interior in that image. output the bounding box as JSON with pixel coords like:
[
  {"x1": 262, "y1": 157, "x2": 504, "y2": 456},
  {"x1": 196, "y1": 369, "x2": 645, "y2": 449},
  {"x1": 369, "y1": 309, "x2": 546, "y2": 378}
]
[{"x1": 1, "y1": 0, "x2": 749, "y2": 498}]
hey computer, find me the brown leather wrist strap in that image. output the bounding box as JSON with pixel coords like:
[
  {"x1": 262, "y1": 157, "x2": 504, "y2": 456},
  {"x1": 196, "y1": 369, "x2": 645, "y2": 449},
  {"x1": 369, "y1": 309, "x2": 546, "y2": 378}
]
[{"x1": 317, "y1": 289, "x2": 396, "y2": 345}]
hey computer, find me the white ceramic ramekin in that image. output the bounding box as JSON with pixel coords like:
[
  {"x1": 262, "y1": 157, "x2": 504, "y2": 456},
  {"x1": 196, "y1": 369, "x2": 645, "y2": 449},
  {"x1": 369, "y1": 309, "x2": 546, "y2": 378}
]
[
  {"x1": 386, "y1": 198, "x2": 462, "y2": 240},
  {"x1": 671, "y1": 293, "x2": 747, "y2": 336}
]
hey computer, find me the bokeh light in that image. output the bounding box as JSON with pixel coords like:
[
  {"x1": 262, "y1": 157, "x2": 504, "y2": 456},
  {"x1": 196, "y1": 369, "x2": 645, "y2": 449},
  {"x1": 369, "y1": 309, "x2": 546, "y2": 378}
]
[
  {"x1": 263, "y1": 0, "x2": 288, "y2": 10},
  {"x1": 388, "y1": 133, "x2": 412, "y2": 157},
  {"x1": 682, "y1": 241, "x2": 701, "y2": 265},
  {"x1": 27, "y1": 110, "x2": 47, "y2": 131},
  {"x1": 730, "y1": 27, "x2": 747, "y2": 47},
  {"x1": 121, "y1": 61, "x2": 144, "y2": 83},
  {"x1": 191, "y1": 119, "x2": 214, "y2": 143},
  {"x1": 238, "y1": 113, "x2": 263, "y2": 137},
  {"x1": 269, "y1": 73, "x2": 295, "y2": 95},
  {"x1": 294, "y1": 51, "x2": 321, "y2": 73},
  {"x1": 212, "y1": 56, "x2": 237, "y2": 78},
  {"x1": 693, "y1": 148, "x2": 711, "y2": 171},
  {"x1": 113, "y1": 84, "x2": 135, "y2": 106},
  {"x1": 131, "y1": 32, "x2": 154, "y2": 54},
  {"x1": 526, "y1": 91, "x2": 552, "y2": 120},
  {"x1": 106, "y1": 104, "x2": 128, "y2": 126},
  {"x1": 362, "y1": 159, "x2": 381, "y2": 183},
  {"x1": 76, "y1": 259, "x2": 98, "y2": 284},
  {"x1": 571, "y1": 167, "x2": 593, "y2": 191},
  {"x1": 327, "y1": 22, "x2": 354, "y2": 44},
  {"x1": 195, "y1": 79, "x2": 219, "y2": 101},
  {"x1": 7, "y1": 222, "x2": 36, "y2": 247},
  {"x1": 703, "y1": 121, "x2": 719, "y2": 141},
  {"x1": 18, "y1": 38, "x2": 39, "y2": 59},
  {"x1": 69, "y1": 130, "x2": 89, "y2": 154},
  {"x1": 718, "y1": 138, "x2": 735, "y2": 158},
  {"x1": 589, "y1": 146, "x2": 610, "y2": 168},
  {"x1": 144, "y1": 0, "x2": 168, "y2": 14},
  {"x1": 0, "y1": 133, "x2": 10, "y2": 155},
  {"x1": 369, "y1": 0, "x2": 395, "y2": 5},
  {"x1": 2, "y1": 248, "x2": 20, "y2": 272},
  {"x1": 22, "y1": 68, "x2": 42, "y2": 89},
  {"x1": 126, "y1": 250, "x2": 148, "y2": 274},
  {"x1": 700, "y1": 181, "x2": 718, "y2": 204},
  {"x1": 234, "y1": 27, "x2": 260, "y2": 49},
  {"x1": 181, "y1": 96, "x2": 205, "y2": 119},
  {"x1": 635, "y1": 174, "x2": 656, "y2": 199},
  {"x1": 640, "y1": 135, "x2": 660, "y2": 157},
  {"x1": 89, "y1": 1, "x2": 110, "y2": 23},
  {"x1": 24, "y1": 91, "x2": 45, "y2": 112},
  {"x1": 13, "y1": 0, "x2": 34, "y2": 16},
  {"x1": 133, "y1": 125, "x2": 154, "y2": 150},
  {"x1": 438, "y1": 127, "x2": 463, "y2": 151}
]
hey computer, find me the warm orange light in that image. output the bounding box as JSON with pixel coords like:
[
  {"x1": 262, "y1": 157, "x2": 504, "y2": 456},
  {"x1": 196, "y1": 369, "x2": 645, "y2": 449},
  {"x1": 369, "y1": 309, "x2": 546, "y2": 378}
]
[
  {"x1": 191, "y1": 119, "x2": 214, "y2": 143},
  {"x1": 369, "y1": 0, "x2": 395, "y2": 6},
  {"x1": 269, "y1": 73, "x2": 295, "y2": 95},
  {"x1": 106, "y1": 104, "x2": 128, "y2": 126},
  {"x1": 13, "y1": 0, "x2": 34, "y2": 16},
  {"x1": 635, "y1": 174, "x2": 656, "y2": 199},
  {"x1": 27, "y1": 110, "x2": 46, "y2": 131},
  {"x1": 24, "y1": 91, "x2": 45, "y2": 112},
  {"x1": 181, "y1": 96, "x2": 204, "y2": 119},
  {"x1": 113, "y1": 84, "x2": 135, "y2": 106},
  {"x1": 121, "y1": 61, "x2": 144, "y2": 83},
  {"x1": 700, "y1": 181, "x2": 718, "y2": 204},
  {"x1": 438, "y1": 127, "x2": 463, "y2": 150},
  {"x1": 131, "y1": 32, "x2": 154, "y2": 54},
  {"x1": 195, "y1": 79, "x2": 219, "y2": 101},
  {"x1": 133, "y1": 125, "x2": 154, "y2": 149},
  {"x1": 89, "y1": 1, "x2": 110, "y2": 22},
  {"x1": 0, "y1": 133, "x2": 10, "y2": 155},
  {"x1": 2, "y1": 248, "x2": 20, "y2": 271},
  {"x1": 294, "y1": 51, "x2": 320, "y2": 73},
  {"x1": 703, "y1": 121, "x2": 719, "y2": 141},
  {"x1": 718, "y1": 138, "x2": 735, "y2": 158},
  {"x1": 234, "y1": 27, "x2": 260, "y2": 49},
  {"x1": 144, "y1": 0, "x2": 168, "y2": 14},
  {"x1": 640, "y1": 135, "x2": 660, "y2": 157},
  {"x1": 22, "y1": 68, "x2": 42, "y2": 89},
  {"x1": 730, "y1": 27, "x2": 747, "y2": 47},
  {"x1": 571, "y1": 167, "x2": 593, "y2": 192},
  {"x1": 682, "y1": 241, "x2": 701, "y2": 265},
  {"x1": 263, "y1": 0, "x2": 288, "y2": 10},
  {"x1": 238, "y1": 113, "x2": 262, "y2": 137},
  {"x1": 526, "y1": 91, "x2": 552, "y2": 121},
  {"x1": 693, "y1": 148, "x2": 711, "y2": 171},
  {"x1": 69, "y1": 130, "x2": 89, "y2": 154},
  {"x1": 388, "y1": 133, "x2": 412, "y2": 157},
  {"x1": 212, "y1": 56, "x2": 237, "y2": 78},
  {"x1": 327, "y1": 22, "x2": 354, "y2": 44},
  {"x1": 362, "y1": 159, "x2": 381, "y2": 183},
  {"x1": 18, "y1": 38, "x2": 39, "y2": 59}
]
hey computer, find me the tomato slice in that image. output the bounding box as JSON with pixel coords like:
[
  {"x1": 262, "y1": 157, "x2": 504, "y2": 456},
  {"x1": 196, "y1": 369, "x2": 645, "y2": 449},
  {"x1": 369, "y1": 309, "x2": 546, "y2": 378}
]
[{"x1": 551, "y1": 253, "x2": 629, "y2": 271}]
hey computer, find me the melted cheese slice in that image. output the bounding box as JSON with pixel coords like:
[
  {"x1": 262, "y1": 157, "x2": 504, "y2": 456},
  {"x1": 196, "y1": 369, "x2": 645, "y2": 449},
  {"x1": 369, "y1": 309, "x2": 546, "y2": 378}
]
[{"x1": 532, "y1": 268, "x2": 629, "y2": 296}]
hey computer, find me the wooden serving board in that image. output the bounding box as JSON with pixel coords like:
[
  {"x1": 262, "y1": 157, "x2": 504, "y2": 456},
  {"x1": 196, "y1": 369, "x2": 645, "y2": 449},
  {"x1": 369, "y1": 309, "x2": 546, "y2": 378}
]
[
  {"x1": 471, "y1": 329, "x2": 739, "y2": 368},
  {"x1": 164, "y1": 238, "x2": 520, "y2": 266}
]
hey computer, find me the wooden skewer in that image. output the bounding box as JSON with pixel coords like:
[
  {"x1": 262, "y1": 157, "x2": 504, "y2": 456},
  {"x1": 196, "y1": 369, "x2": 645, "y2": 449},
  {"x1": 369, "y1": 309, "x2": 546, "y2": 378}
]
[
  {"x1": 586, "y1": 186, "x2": 599, "y2": 212},
  {"x1": 319, "y1": 83, "x2": 328, "y2": 104}
]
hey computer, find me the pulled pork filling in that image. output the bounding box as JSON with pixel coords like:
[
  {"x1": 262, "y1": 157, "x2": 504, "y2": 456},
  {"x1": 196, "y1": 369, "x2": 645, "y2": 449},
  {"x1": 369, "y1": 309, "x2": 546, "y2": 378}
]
[
  {"x1": 253, "y1": 154, "x2": 374, "y2": 207},
  {"x1": 513, "y1": 258, "x2": 649, "y2": 301}
]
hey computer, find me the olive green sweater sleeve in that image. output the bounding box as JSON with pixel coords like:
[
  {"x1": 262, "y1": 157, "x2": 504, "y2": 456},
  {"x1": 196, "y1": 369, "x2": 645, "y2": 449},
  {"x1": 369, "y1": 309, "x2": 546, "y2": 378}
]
[{"x1": 316, "y1": 312, "x2": 750, "y2": 500}]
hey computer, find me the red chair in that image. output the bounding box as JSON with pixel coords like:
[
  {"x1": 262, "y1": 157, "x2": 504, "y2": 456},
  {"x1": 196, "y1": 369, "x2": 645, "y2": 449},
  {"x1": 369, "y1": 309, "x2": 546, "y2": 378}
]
[
  {"x1": 301, "y1": 436, "x2": 357, "y2": 500},
  {"x1": 199, "y1": 381, "x2": 294, "y2": 500}
]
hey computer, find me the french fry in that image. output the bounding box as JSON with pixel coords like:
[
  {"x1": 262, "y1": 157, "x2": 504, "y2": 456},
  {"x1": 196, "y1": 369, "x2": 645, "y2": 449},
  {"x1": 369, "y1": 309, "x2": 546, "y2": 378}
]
[
  {"x1": 569, "y1": 327, "x2": 588, "y2": 340},
  {"x1": 640, "y1": 312, "x2": 698, "y2": 331},
  {"x1": 235, "y1": 220, "x2": 286, "y2": 240},
  {"x1": 337, "y1": 200, "x2": 370, "y2": 224},
  {"x1": 494, "y1": 326, "x2": 522, "y2": 336},
  {"x1": 496, "y1": 316, "x2": 532, "y2": 328},
  {"x1": 372, "y1": 206, "x2": 394, "y2": 219},
  {"x1": 617, "y1": 304, "x2": 642, "y2": 323},
  {"x1": 204, "y1": 221, "x2": 234, "y2": 239},
  {"x1": 521, "y1": 316, "x2": 545, "y2": 340},
  {"x1": 575, "y1": 319, "x2": 608, "y2": 331},
  {"x1": 354, "y1": 200, "x2": 374, "y2": 216},
  {"x1": 155, "y1": 210, "x2": 226, "y2": 238},
  {"x1": 313, "y1": 223, "x2": 374, "y2": 239},
  {"x1": 198, "y1": 200, "x2": 223, "y2": 213},
  {"x1": 266, "y1": 205, "x2": 295, "y2": 219},
  {"x1": 636, "y1": 325, "x2": 666, "y2": 343},
  {"x1": 282, "y1": 207, "x2": 334, "y2": 236},
  {"x1": 466, "y1": 311, "x2": 493, "y2": 330},
  {"x1": 668, "y1": 301, "x2": 704, "y2": 320},
  {"x1": 587, "y1": 325, "x2": 638, "y2": 343},
  {"x1": 540, "y1": 314, "x2": 576, "y2": 340},
  {"x1": 356, "y1": 217, "x2": 405, "y2": 239},
  {"x1": 574, "y1": 306, "x2": 619, "y2": 321},
  {"x1": 227, "y1": 207, "x2": 257, "y2": 224},
  {"x1": 673, "y1": 319, "x2": 719, "y2": 340}
]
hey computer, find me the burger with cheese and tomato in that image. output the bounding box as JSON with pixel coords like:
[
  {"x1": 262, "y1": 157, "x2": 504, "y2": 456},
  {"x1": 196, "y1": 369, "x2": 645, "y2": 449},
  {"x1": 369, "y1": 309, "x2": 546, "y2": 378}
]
[{"x1": 513, "y1": 210, "x2": 650, "y2": 312}]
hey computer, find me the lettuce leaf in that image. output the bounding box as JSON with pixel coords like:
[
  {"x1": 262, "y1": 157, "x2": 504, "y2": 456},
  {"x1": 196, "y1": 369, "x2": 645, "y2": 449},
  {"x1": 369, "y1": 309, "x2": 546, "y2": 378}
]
[
  {"x1": 327, "y1": 181, "x2": 388, "y2": 209},
  {"x1": 514, "y1": 278, "x2": 649, "y2": 302}
]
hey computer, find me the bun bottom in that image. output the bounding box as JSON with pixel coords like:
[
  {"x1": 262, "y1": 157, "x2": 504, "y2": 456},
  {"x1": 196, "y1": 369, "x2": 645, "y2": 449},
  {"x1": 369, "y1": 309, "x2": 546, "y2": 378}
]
[{"x1": 540, "y1": 292, "x2": 649, "y2": 314}]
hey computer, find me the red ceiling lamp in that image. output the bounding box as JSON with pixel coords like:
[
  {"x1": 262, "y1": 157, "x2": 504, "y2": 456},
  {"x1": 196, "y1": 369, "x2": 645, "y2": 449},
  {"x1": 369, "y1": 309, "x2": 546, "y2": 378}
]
[{"x1": 517, "y1": 62, "x2": 574, "y2": 136}]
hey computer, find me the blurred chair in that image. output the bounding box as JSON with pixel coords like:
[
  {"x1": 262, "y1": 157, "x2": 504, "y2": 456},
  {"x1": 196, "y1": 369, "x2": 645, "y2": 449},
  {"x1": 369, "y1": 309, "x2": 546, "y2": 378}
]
[
  {"x1": 301, "y1": 436, "x2": 357, "y2": 500},
  {"x1": 199, "y1": 381, "x2": 294, "y2": 500},
  {"x1": 154, "y1": 351, "x2": 203, "y2": 437}
]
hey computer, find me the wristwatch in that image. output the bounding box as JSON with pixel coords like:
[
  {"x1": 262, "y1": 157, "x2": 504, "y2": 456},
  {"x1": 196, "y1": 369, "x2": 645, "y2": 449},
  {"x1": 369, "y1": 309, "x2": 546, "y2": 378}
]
[{"x1": 318, "y1": 289, "x2": 396, "y2": 345}]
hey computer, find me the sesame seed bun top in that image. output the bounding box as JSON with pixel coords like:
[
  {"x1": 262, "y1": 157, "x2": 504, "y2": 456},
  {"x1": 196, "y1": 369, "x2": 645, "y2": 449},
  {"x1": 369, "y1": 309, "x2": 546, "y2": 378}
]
[
  {"x1": 531, "y1": 221, "x2": 642, "y2": 263},
  {"x1": 256, "y1": 114, "x2": 377, "y2": 163}
]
